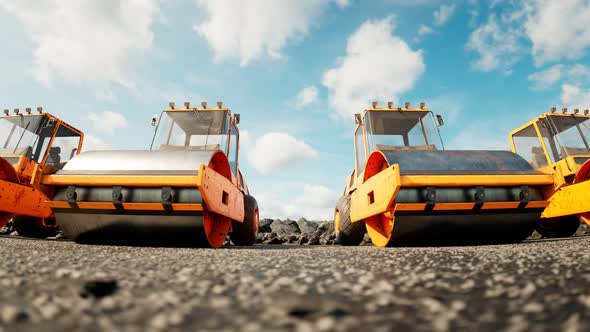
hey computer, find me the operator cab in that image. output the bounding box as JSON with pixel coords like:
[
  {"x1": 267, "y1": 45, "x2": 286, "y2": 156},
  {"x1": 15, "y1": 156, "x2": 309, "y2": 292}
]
[
  {"x1": 511, "y1": 110, "x2": 590, "y2": 170},
  {"x1": 354, "y1": 102, "x2": 444, "y2": 173},
  {"x1": 0, "y1": 108, "x2": 83, "y2": 173},
  {"x1": 150, "y1": 102, "x2": 241, "y2": 177}
]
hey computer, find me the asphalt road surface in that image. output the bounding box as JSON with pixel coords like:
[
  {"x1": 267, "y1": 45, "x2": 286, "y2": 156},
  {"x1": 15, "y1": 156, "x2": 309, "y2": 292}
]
[{"x1": 1, "y1": 236, "x2": 589, "y2": 332}]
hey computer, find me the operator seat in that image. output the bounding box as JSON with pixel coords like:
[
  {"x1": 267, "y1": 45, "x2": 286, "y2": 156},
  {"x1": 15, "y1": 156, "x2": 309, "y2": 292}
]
[
  {"x1": 47, "y1": 146, "x2": 61, "y2": 168},
  {"x1": 531, "y1": 146, "x2": 546, "y2": 168}
]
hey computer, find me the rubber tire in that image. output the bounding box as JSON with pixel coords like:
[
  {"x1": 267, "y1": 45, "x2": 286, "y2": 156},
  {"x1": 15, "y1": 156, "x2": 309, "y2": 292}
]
[
  {"x1": 534, "y1": 216, "x2": 580, "y2": 238},
  {"x1": 12, "y1": 215, "x2": 59, "y2": 238},
  {"x1": 335, "y1": 195, "x2": 366, "y2": 246},
  {"x1": 230, "y1": 195, "x2": 259, "y2": 246}
]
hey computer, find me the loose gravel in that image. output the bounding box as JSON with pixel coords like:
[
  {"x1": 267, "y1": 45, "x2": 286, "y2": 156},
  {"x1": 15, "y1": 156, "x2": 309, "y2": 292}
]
[{"x1": 0, "y1": 236, "x2": 589, "y2": 331}]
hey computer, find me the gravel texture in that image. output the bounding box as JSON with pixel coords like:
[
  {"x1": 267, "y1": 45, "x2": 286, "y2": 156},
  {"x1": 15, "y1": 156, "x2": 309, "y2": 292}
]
[{"x1": 1, "y1": 234, "x2": 590, "y2": 331}]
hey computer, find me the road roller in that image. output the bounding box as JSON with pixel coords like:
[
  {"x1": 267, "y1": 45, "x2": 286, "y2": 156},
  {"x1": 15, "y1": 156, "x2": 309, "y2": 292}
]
[
  {"x1": 43, "y1": 102, "x2": 259, "y2": 247},
  {"x1": 509, "y1": 107, "x2": 590, "y2": 237},
  {"x1": 334, "y1": 101, "x2": 555, "y2": 247},
  {"x1": 0, "y1": 107, "x2": 84, "y2": 237}
]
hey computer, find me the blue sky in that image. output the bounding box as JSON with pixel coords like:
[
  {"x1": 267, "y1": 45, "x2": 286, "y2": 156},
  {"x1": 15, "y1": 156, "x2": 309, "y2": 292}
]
[{"x1": 2, "y1": 0, "x2": 590, "y2": 219}]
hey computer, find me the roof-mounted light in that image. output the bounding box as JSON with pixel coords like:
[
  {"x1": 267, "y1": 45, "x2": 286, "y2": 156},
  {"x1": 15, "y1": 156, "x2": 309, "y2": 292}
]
[
  {"x1": 25, "y1": 107, "x2": 31, "y2": 114},
  {"x1": 14, "y1": 108, "x2": 20, "y2": 115},
  {"x1": 387, "y1": 101, "x2": 393, "y2": 109},
  {"x1": 3, "y1": 109, "x2": 8, "y2": 116},
  {"x1": 201, "y1": 101, "x2": 207, "y2": 108},
  {"x1": 217, "y1": 101, "x2": 223, "y2": 108},
  {"x1": 184, "y1": 101, "x2": 190, "y2": 109},
  {"x1": 551, "y1": 106, "x2": 557, "y2": 113},
  {"x1": 404, "y1": 101, "x2": 410, "y2": 108},
  {"x1": 371, "y1": 101, "x2": 378, "y2": 108},
  {"x1": 420, "y1": 102, "x2": 426, "y2": 109},
  {"x1": 169, "y1": 102, "x2": 175, "y2": 109},
  {"x1": 574, "y1": 108, "x2": 580, "y2": 114},
  {"x1": 37, "y1": 106, "x2": 43, "y2": 114},
  {"x1": 585, "y1": 109, "x2": 589, "y2": 115},
  {"x1": 562, "y1": 107, "x2": 568, "y2": 114}
]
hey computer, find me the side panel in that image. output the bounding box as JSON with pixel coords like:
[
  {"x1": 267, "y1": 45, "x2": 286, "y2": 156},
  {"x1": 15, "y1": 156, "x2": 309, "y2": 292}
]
[{"x1": 350, "y1": 164, "x2": 400, "y2": 222}]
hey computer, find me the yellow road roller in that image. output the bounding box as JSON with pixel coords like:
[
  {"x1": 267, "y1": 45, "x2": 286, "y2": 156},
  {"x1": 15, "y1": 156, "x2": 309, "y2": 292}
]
[
  {"x1": 43, "y1": 102, "x2": 258, "y2": 247},
  {"x1": 0, "y1": 107, "x2": 84, "y2": 237},
  {"x1": 509, "y1": 107, "x2": 590, "y2": 237},
  {"x1": 335, "y1": 102, "x2": 554, "y2": 247}
]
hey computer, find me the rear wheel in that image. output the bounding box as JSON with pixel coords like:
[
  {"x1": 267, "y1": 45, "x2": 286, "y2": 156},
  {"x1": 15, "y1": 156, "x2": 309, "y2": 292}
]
[
  {"x1": 230, "y1": 195, "x2": 259, "y2": 246},
  {"x1": 534, "y1": 216, "x2": 580, "y2": 238},
  {"x1": 0, "y1": 213, "x2": 13, "y2": 228},
  {"x1": 335, "y1": 195, "x2": 365, "y2": 246},
  {"x1": 12, "y1": 215, "x2": 59, "y2": 238}
]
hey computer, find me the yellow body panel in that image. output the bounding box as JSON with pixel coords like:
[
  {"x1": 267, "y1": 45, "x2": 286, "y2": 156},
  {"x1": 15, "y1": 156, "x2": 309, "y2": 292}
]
[
  {"x1": 350, "y1": 164, "x2": 400, "y2": 222},
  {"x1": 43, "y1": 174, "x2": 202, "y2": 187},
  {"x1": 399, "y1": 174, "x2": 553, "y2": 187},
  {"x1": 541, "y1": 180, "x2": 590, "y2": 218}
]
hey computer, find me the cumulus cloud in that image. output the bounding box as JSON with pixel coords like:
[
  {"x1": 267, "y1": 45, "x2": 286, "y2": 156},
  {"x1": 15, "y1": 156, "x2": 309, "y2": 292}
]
[
  {"x1": 0, "y1": 0, "x2": 158, "y2": 88},
  {"x1": 526, "y1": 0, "x2": 590, "y2": 66},
  {"x1": 466, "y1": 14, "x2": 525, "y2": 73},
  {"x1": 294, "y1": 86, "x2": 319, "y2": 109},
  {"x1": 322, "y1": 17, "x2": 425, "y2": 120},
  {"x1": 247, "y1": 132, "x2": 318, "y2": 174},
  {"x1": 257, "y1": 184, "x2": 338, "y2": 220},
  {"x1": 194, "y1": 0, "x2": 348, "y2": 66},
  {"x1": 560, "y1": 84, "x2": 590, "y2": 109},
  {"x1": 468, "y1": 1, "x2": 590, "y2": 73},
  {"x1": 415, "y1": 25, "x2": 433, "y2": 41},
  {"x1": 528, "y1": 63, "x2": 590, "y2": 90},
  {"x1": 528, "y1": 64, "x2": 564, "y2": 90},
  {"x1": 434, "y1": 4, "x2": 457, "y2": 26},
  {"x1": 87, "y1": 111, "x2": 128, "y2": 135},
  {"x1": 82, "y1": 134, "x2": 111, "y2": 152}
]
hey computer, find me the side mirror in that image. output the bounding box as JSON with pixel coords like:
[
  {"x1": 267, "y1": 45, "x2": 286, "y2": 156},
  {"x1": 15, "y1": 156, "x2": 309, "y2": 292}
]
[
  {"x1": 436, "y1": 114, "x2": 444, "y2": 126},
  {"x1": 151, "y1": 114, "x2": 158, "y2": 126},
  {"x1": 234, "y1": 113, "x2": 240, "y2": 124},
  {"x1": 354, "y1": 113, "x2": 362, "y2": 125},
  {"x1": 44, "y1": 118, "x2": 56, "y2": 129}
]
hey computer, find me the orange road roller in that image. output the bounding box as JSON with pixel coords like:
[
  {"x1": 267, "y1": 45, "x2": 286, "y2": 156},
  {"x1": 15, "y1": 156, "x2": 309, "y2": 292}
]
[
  {"x1": 334, "y1": 102, "x2": 555, "y2": 247},
  {"x1": 42, "y1": 102, "x2": 258, "y2": 247},
  {"x1": 509, "y1": 107, "x2": 590, "y2": 237},
  {"x1": 0, "y1": 107, "x2": 83, "y2": 237}
]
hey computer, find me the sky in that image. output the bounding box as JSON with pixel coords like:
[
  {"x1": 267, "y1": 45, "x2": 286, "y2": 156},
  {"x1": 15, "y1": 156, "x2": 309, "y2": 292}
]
[{"x1": 2, "y1": 0, "x2": 590, "y2": 220}]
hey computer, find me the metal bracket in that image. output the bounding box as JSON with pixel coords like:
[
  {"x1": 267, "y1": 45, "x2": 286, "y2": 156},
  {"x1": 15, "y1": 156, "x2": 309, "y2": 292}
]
[
  {"x1": 112, "y1": 186, "x2": 124, "y2": 210},
  {"x1": 425, "y1": 187, "x2": 436, "y2": 211},
  {"x1": 518, "y1": 185, "x2": 529, "y2": 208},
  {"x1": 474, "y1": 186, "x2": 485, "y2": 209},
  {"x1": 161, "y1": 187, "x2": 173, "y2": 212},
  {"x1": 65, "y1": 186, "x2": 78, "y2": 209}
]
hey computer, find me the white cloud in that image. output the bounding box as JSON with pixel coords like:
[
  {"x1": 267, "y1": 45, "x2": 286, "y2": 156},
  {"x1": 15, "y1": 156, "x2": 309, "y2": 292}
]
[
  {"x1": 257, "y1": 184, "x2": 337, "y2": 220},
  {"x1": 247, "y1": 132, "x2": 318, "y2": 174},
  {"x1": 322, "y1": 17, "x2": 425, "y2": 120},
  {"x1": 294, "y1": 86, "x2": 319, "y2": 109},
  {"x1": 528, "y1": 64, "x2": 564, "y2": 90},
  {"x1": 467, "y1": 1, "x2": 590, "y2": 73},
  {"x1": 446, "y1": 123, "x2": 510, "y2": 150},
  {"x1": 416, "y1": 25, "x2": 433, "y2": 40},
  {"x1": 434, "y1": 4, "x2": 457, "y2": 26},
  {"x1": 82, "y1": 134, "x2": 111, "y2": 152},
  {"x1": 194, "y1": 0, "x2": 348, "y2": 66},
  {"x1": 87, "y1": 111, "x2": 128, "y2": 135},
  {"x1": 0, "y1": 0, "x2": 158, "y2": 88},
  {"x1": 560, "y1": 84, "x2": 590, "y2": 109},
  {"x1": 525, "y1": 0, "x2": 590, "y2": 66},
  {"x1": 528, "y1": 63, "x2": 590, "y2": 90},
  {"x1": 466, "y1": 14, "x2": 524, "y2": 73}
]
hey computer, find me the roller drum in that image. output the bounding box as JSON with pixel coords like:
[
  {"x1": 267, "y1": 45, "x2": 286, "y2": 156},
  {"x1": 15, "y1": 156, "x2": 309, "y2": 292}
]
[
  {"x1": 56, "y1": 211, "x2": 210, "y2": 247},
  {"x1": 375, "y1": 150, "x2": 545, "y2": 246}
]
